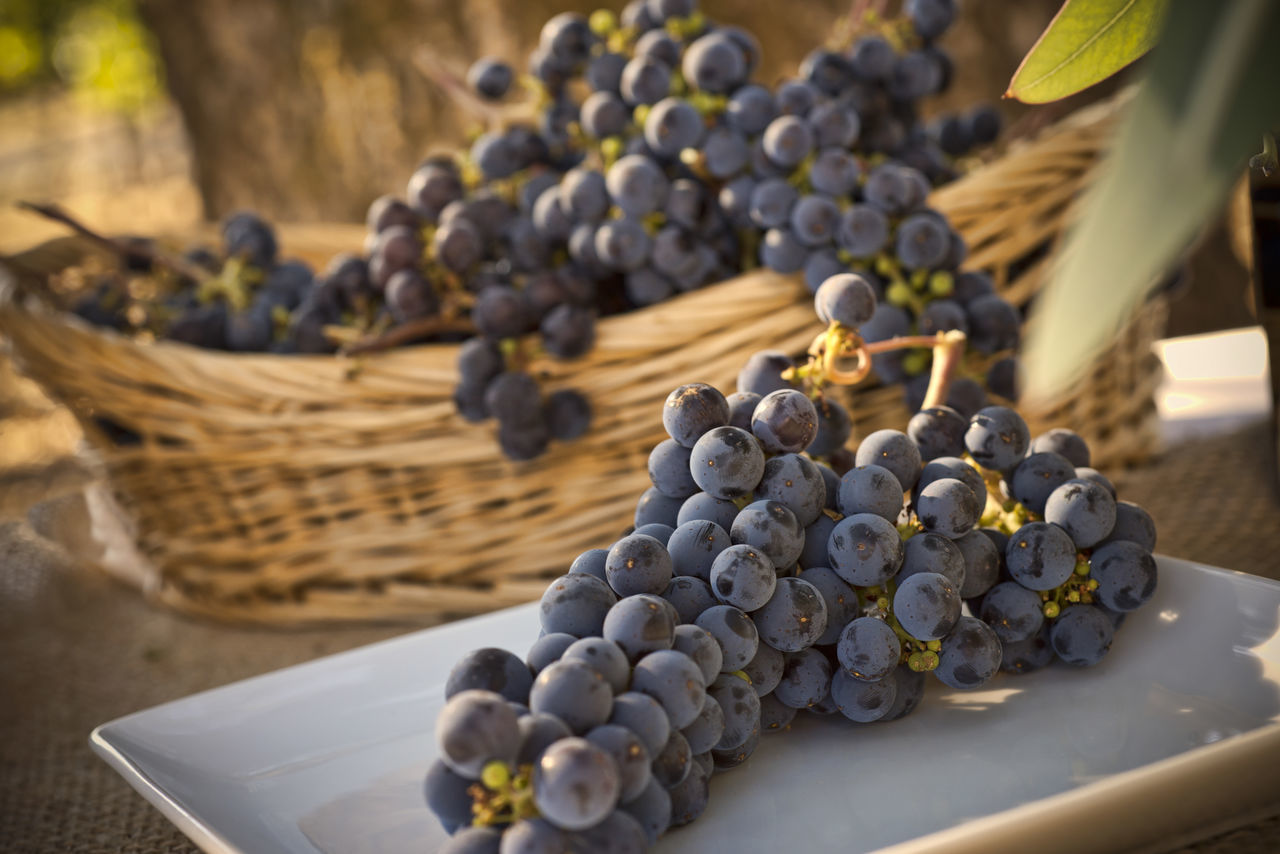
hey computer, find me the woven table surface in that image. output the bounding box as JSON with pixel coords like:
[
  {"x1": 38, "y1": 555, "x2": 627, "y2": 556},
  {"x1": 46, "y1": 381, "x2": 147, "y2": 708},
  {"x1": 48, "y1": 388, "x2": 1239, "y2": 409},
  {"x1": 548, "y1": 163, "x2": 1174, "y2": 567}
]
[{"x1": 2, "y1": 421, "x2": 1279, "y2": 854}]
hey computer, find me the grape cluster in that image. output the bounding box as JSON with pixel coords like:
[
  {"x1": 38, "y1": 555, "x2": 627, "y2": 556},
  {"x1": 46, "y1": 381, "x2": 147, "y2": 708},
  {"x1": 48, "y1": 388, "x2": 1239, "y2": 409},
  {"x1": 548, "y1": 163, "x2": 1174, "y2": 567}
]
[
  {"x1": 425, "y1": 269, "x2": 1157, "y2": 851},
  {"x1": 65, "y1": 0, "x2": 1012, "y2": 462}
]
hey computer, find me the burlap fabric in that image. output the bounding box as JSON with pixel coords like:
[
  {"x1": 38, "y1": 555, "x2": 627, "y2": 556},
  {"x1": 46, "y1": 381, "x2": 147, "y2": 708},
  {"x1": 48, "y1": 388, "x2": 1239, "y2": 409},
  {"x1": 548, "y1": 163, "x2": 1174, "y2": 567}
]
[{"x1": 2, "y1": 421, "x2": 1278, "y2": 854}]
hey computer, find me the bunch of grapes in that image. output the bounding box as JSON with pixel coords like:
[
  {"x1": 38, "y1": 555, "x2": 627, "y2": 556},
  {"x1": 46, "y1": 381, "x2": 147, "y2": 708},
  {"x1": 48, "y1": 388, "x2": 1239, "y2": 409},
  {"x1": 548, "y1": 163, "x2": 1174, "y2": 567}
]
[
  {"x1": 60, "y1": 0, "x2": 1015, "y2": 462},
  {"x1": 424, "y1": 270, "x2": 1157, "y2": 851}
]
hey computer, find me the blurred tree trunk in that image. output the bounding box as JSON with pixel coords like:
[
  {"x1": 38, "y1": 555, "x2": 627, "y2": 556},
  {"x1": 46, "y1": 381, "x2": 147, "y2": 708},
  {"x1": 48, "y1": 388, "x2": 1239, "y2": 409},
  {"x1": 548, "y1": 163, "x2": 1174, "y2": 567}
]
[{"x1": 138, "y1": 0, "x2": 1063, "y2": 224}]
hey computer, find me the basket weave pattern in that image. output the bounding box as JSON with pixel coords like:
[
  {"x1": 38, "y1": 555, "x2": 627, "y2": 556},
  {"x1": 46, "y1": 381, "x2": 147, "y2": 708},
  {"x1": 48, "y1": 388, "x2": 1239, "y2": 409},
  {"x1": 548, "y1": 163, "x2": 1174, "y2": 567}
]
[{"x1": 0, "y1": 97, "x2": 1166, "y2": 623}]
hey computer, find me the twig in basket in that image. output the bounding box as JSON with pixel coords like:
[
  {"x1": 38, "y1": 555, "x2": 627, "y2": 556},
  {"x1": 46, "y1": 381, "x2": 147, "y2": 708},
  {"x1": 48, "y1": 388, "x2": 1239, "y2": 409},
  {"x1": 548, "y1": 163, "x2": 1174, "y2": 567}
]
[
  {"x1": 343, "y1": 315, "x2": 477, "y2": 355},
  {"x1": 16, "y1": 201, "x2": 208, "y2": 282}
]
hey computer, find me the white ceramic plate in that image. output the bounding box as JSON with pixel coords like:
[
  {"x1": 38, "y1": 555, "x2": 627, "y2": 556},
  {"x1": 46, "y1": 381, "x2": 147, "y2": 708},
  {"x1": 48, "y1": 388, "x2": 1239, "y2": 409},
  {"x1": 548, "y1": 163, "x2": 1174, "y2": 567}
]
[{"x1": 92, "y1": 556, "x2": 1280, "y2": 854}]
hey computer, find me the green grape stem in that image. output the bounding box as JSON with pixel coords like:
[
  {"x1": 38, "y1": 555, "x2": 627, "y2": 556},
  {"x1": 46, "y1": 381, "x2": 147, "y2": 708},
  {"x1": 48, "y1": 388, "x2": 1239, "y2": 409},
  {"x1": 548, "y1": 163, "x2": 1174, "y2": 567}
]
[{"x1": 469, "y1": 763, "x2": 540, "y2": 827}]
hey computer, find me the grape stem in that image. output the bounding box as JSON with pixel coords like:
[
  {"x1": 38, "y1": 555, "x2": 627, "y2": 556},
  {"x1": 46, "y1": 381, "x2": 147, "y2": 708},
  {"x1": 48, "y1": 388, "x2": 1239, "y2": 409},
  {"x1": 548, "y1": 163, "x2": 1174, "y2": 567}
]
[{"x1": 15, "y1": 200, "x2": 208, "y2": 283}]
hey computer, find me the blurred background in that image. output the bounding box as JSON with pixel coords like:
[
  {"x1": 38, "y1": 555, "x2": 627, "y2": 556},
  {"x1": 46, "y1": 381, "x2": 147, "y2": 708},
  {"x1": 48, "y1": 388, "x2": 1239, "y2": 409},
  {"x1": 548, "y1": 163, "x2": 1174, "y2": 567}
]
[{"x1": 1, "y1": 2, "x2": 1277, "y2": 852}]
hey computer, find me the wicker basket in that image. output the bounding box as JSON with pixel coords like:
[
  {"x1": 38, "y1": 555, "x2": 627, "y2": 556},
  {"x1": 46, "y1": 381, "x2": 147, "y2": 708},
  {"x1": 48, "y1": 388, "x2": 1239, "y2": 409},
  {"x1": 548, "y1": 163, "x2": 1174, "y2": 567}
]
[{"x1": 0, "y1": 95, "x2": 1165, "y2": 624}]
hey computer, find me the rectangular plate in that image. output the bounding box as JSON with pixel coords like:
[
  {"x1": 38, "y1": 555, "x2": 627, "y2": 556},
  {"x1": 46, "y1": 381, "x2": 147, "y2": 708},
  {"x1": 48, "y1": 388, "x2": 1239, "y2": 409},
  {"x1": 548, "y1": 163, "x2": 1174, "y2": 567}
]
[{"x1": 92, "y1": 557, "x2": 1280, "y2": 854}]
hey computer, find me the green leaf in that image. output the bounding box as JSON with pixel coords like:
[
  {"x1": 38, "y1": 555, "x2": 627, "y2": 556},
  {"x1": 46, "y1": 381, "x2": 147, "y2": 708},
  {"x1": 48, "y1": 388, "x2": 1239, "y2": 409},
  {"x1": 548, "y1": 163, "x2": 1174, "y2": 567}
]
[
  {"x1": 1007, "y1": 0, "x2": 1169, "y2": 104},
  {"x1": 1021, "y1": 0, "x2": 1280, "y2": 406}
]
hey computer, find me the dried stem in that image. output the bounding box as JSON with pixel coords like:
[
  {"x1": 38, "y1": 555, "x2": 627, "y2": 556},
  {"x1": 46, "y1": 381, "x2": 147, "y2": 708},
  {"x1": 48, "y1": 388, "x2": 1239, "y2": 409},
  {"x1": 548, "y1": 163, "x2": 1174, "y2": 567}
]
[
  {"x1": 921, "y1": 330, "x2": 968, "y2": 410},
  {"x1": 16, "y1": 201, "x2": 207, "y2": 282}
]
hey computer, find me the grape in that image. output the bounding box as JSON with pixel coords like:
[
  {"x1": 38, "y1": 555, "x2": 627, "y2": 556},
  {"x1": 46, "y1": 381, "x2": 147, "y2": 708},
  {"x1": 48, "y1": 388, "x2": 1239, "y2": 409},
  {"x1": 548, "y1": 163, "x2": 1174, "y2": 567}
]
[
  {"x1": 635, "y1": 487, "x2": 683, "y2": 528},
  {"x1": 690, "y1": 426, "x2": 765, "y2": 500},
  {"x1": 558, "y1": 168, "x2": 609, "y2": 224},
  {"x1": 828, "y1": 513, "x2": 903, "y2": 586},
  {"x1": 531, "y1": 185, "x2": 573, "y2": 242},
  {"x1": 436, "y1": 690, "x2": 520, "y2": 778},
  {"x1": 630, "y1": 648, "x2": 708, "y2": 730},
  {"x1": 666, "y1": 754, "x2": 711, "y2": 826},
  {"x1": 837, "y1": 617, "x2": 901, "y2": 682},
  {"x1": 888, "y1": 51, "x2": 941, "y2": 100},
  {"x1": 771, "y1": 648, "x2": 830, "y2": 710},
  {"x1": 664, "y1": 179, "x2": 705, "y2": 230},
  {"x1": 899, "y1": 531, "x2": 966, "y2": 590},
  {"x1": 809, "y1": 102, "x2": 860, "y2": 148},
  {"x1": 620, "y1": 55, "x2": 672, "y2": 106},
  {"x1": 644, "y1": 97, "x2": 705, "y2": 158},
  {"x1": 484, "y1": 371, "x2": 540, "y2": 425},
  {"x1": 762, "y1": 115, "x2": 814, "y2": 169},
  {"x1": 814, "y1": 272, "x2": 877, "y2": 328},
  {"x1": 584, "y1": 725, "x2": 652, "y2": 804},
  {"x1": 661, "y1": 576, "x2": 717, "y2": 623},
  {"x1": 545, "y1": 389, "x2": 592, "y2": 441},
  {"x1": 759, "y1": 692, "x2": 798, "y2": 732},
  {"x1": 907, "y1": 406, "x2": 968, "y2": 462},
  {"x1": 907, "y1": 0, "x2": 956, "y2": 39},
  {"x1": 619, "y1": 778, "x2": 672, "y2": 843},
  {"x1": 473, "y1": 285, "x2": 532, "y2": 339},
  {"x1": 539, "y1": 573, "x2": 617, "y2": 637},
  {"x1": 578, "y1": 812, "x2": 648, "y2": 854},
  {"x1": 663, "y1": 383, "x2": 730, "y2": 448},
  {"x1": 862, "y1": 164, "x2": 914, "y2": 215},
  {"x1": 530, "y1": 660, "x2": 613, "y2": 734},
  {"x1": 966, "y1": 294, "x2": 1021, "y2": 354},
  {"x1": 1100, "y1": 500, "x2": 1157, "y2": 551},
  {"x1": 707, "y1": 672, "x2": 762, "y2": 750},
  {"x1": 440, "y1": 826, "x2": 502, "y2": 854},
  {"x1": 789, "y1": 194, "x2": 840, "y2": 247},
  {"x1": 695, "y1": 605, "x2": 758, "y2": 671},
  {"x1": 748, "y1": 179, "x2": 798, "y2": 229},
  {"x1": 986, "y1": 356, "x2": 1022, "y2": 402},
  {"x1": 609, "y1": 691, "x2": 671, "y2": 758},
  {"x1": 424, "y1": 759, "x2": 475, "y2": 833},
  {"x1": 717, "y1": 174, "x2": 756, "y2": 227},
  {"x1": 446, "y1": 648, "x2": 533, "y2": 703},
  {"x1": 999, "y1": 623, "x2": 1055, "y2": 674},
  {"x1": 470, "y1": 133, "x2": 519, "y2": 181},
  {"x1": 802, "y1": 249, "x2": 846, "y2": 295},
  {"x1": 366, "y1": 196, "x2": 419, "y2": 235},
  {"x1": 752, "y1": 576, "x2": 828, "y2": 652},
  {"x1": 729, "y1": 500, "x2": 804, "y2": 570},
  {"x1": 580, "y1": 90, "x2": 629, "y2": 139},
  {"x1": 896, "y1": 212, "x2": 951, "y2": 270},
  {"x1": 634, "y1": 29, "x2": 681, "y2": 66},
  {"x1": 222, "y1": 211, "x2": 277, "y2": 269},
  {"x1": 836, "y1": 465, "x2": 902, "y2": 524},
  {"x1": 683, "y1": 32, "x2": 747, "y2": 93},
  {"x1": 751, "y1": 389, "x2": 819, "y2": 455},
  {"x1": 500, "y1": 817, "x2": 573, "y2": 854},
  {"x1": 807, "y1": 396, "x2": 852, "y2": 458},
  {"x1": 533, "y1": 737, "x2": 620, "y2": 831},
  {"x1": 1026, "y1": 430, "x2": 1091, "y2": 470},
  {"x1": 607, "y1": 154, "x2": 669, "y2": 217},
  {"x1": 740, "y1": 640, "x2": 785, "y2": 697},
  {"x1": 723, "y1": 391, "x2": 761, "y2": 432},
  {"x1": 916, "y1": 477, "x2": 981, "y2": 540},
  {"x1": 830, "y1": 668, "x2": 897, "y2": 723},
  {"x1": 755, "y1": 453, "x2": 826, "y2": 526},
  {"x1": 676, "y1": 492, "x2": 739, "y2": 531},
  {"x1": 563, "y1": 637, "x2": 631, "y2": 695},
  {"x1": 1071, "y1": 467, "x2": 1115, "y2": 500},
  {"x1": 954, "y1": 529, "x2": 1001, "y2": 599},
  {"x1": 527, "y1": 633, "x2": 577, "y2": 674},
  {"x1": 879, "y1": 666, "x2": 926, "y2": 722},
  {"x1": 709, "y1": 544, "x2": 777, "y2": 611},
  {"x1": 681, "y1": 695, "x2": 726, "y2": 754},
  {"x1": 1009, "y1": 452, "x2": 1077, "y2": 516},
  {"x1": 855, "y1": 429, "x2": 922, "y2": 492},
  {"x1": 672, "y1": 624, "x2": 724, "y2": 684},
  {"x1": 774, "y1": 79, "x2": 819, "y2": 116},
  {"x1": 919, "y1": 298, "x2": 969, "y2": 337},
  {"x1": 737, "y1": 350, "x2": 795, "y2": 397},
  {"x1": 540, "y1": 304, "x2": 596, "y2": 359},
  {"x1": 965, "y1": 406, "x2": 1031, "y2": 472},
  {"x1": 1006, "y1": 521, "x2": 1078, "y2": 591},
  {"x1": 651, "y1": 728, "x2": 693, "y2": 788},
  {"x1": 916, "y1": 457, "x2": 986, "y2": 508},
  {"x1": 1090, "y1": 540, "x2": 1157, "y2": 612},
  {"x1": 515, "y1": 714, "x2": 573, "y2": 768},
  {"x1": 1045, "y1": 478, "x2": 1117, "y2": 548},
  {"x1": 603, "y1": 594, "x2": 677, "y2": 662},
  {"x1": 962, "y1": 103, "x2": 1003, "y2": 145},
  {"x1": 539, "y1": 11, "x2": 595, "y2": 65},
  {"x1": 978, "y1": 581, "x2": 1044, "y2": 643},
  {"x1": 1049, "y1": 605, "x2": 1115, "y2": 666},
  {"x1": 807, "y1": 148, "x2": 859, "y2": 197},
  {"x1": 665, "y1": 519, "x2": 730, "y2": 582},
  {"x1": 934, "y1": 616, "x2": 1002, "y2": 689},
  {"x1": 893, "y1": 572, "x2": 961, "y2": 641},
  {"x1": 725, "y1": 84, "x2": 777, "y2": 136},
  {"x1": 758, "y1": 226, "x2": 807, "y2": 273}
]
